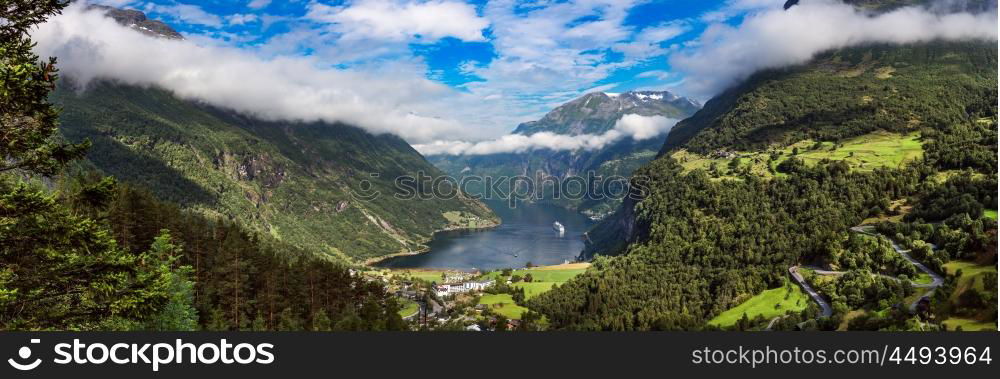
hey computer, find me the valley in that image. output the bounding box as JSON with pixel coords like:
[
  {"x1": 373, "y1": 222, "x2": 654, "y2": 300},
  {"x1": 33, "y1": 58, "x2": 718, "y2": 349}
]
[{"x1": 3, "y1": 0, "x2": 996, "y2": 334}]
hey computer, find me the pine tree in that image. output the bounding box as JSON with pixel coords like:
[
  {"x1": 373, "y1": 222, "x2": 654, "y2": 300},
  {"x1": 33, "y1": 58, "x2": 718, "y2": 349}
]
[
  {"x1": 1, "y1": 0, "x2": 88, "y2": 175},
  {"x1": 144, "y1": 230, "x2": 199, "y2": 331},
  {"x1": 0, "y1": 1, "x2": 170, "y2": 330}
]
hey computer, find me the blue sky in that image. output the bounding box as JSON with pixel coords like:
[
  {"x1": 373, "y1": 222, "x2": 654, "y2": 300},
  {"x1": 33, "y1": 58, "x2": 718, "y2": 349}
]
[
  {"x1": 91, "y1": 0, "x2": 751, "y2": 121},
  {"x1": 124, "y1": 0, "x2": 723, "y2": 92}
]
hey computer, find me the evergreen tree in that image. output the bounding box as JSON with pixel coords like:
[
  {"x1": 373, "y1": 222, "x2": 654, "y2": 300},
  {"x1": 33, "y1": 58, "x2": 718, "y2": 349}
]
[
  {"x1": 1, "y1": 0, "x2": 88, "y2": 175},
  {"x1": 0, "y1": 1, "x2": 169, "y2": 330},
  {"x1": 144, "y1": 230, "x2": 198, "y2": 331}
]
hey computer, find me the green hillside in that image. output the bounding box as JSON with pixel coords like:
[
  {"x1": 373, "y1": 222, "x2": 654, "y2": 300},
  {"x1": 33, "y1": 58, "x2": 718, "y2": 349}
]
[
  {"x1": 54, "y1": 81, "x2": 497, "y2": 262},
  {"x1": 531, "y1": 41, "x2": 998, "y2": 330},
  {"x1": 664, "y1": 42, "x2": 995, "y2": 154}
]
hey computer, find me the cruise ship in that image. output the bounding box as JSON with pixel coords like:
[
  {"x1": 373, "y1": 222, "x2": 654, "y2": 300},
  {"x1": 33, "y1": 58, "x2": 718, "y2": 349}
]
[{"x1": 553, "y1": 221, "x2": 565, "y2": 234}]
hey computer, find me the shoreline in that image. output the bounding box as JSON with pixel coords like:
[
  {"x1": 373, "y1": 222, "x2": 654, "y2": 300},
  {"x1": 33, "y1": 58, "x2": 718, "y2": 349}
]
[
  {"x1": 373, "y1": 261, "x2": 592, "y2": 274},
  {"x1": 362, "y1": 219, "x2": 502, "y2": 266}
]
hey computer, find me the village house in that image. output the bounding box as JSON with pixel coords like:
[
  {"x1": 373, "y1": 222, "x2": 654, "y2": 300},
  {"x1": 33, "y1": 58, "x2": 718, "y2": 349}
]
[{"x1": 434, "y1": 279, "x2": 495, "y2": 298}]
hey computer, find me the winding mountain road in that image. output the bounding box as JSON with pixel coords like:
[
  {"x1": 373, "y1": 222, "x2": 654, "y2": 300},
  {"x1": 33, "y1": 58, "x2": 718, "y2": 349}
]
[
  {"x1": 849, "y1": 226, "x2": 944, "y2": 311},
  {"x1": 789, "y1": 266, "x2": 833, "y2": 318},
  {"x1": 771, "y1": 226, "x2": 945, "y2": 329}
]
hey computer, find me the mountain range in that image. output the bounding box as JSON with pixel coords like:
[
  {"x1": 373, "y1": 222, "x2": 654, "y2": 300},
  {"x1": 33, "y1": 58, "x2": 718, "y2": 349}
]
[{"x1": 430, "y1": 90, "x2": 700, "y2": 218}]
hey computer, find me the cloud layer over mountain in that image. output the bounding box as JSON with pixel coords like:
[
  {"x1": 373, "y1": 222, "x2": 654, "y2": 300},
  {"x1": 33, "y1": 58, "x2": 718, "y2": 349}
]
[
  {"x1": 414, "y1": 114, "x2": 677, "y2": 156},
  {"x1": 33, "y1": 1, "x2": 997, "y2": 149},
  {"x1": 32, "y1": 3, "x2": 482, "y2": 144},
  {"x1": 671, "y1": 0, "x2": 998, "y2": 96}
]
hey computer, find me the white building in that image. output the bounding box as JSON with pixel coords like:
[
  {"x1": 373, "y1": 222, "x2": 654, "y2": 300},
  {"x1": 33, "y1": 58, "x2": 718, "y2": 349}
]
[
  {"x1": 463, "y1": 280, "x2": 494, "y2": 291},
  {"x1": 435, "y1": 280, "x2": 495, "y2": 298}
]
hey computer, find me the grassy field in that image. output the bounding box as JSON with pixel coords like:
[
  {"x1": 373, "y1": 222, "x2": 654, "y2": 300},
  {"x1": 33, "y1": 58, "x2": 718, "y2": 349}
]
[
  {"x1": 482, "y1": 266, "x2": 588, "y2": 282},
  {"x1": 708, "y1": 284, "x2": 810, "y2": 327},
  {"x1": 942, "y1": 261, "x2": 997, "y2": 302},
  {"x1": 478, "y1": 294, "x2": 529, "y2": 319},
  {"x1": 861, "y1": 199, "x2": 911, "y2": 225},
  {"x1": 789, "y1": 131, "x2": 922, "y2": 170},
  {"x1": 480, "y1": 263, "x2": 590, "y2": 301},
  {"x1": 941, "y1": 318, "x2": 997, "y2": 331},
  {"x1": 913, "y1": 273, "x2": 934, "y2": 285},
  {"x1": 398, "y1": 299, "x2": 419, "y2": 318},
  {"x1": 838, "y1": 310, "x2": 868, "y2": 331},
  {"x1": 392, "y1": 270, "x2": 450, "y2": 284},
  {"x1": 672, "y1": 131, "x2": 923, "y2": 181},
  {"x1": 513, "y1": 282, "x2": 556, "y2": 299},
  {"x1": 984, "y1": 210, "x2": 998, "y2": 221},
  {"x1": 442, "y1": 211, "x2": 494, "y2": 229}
]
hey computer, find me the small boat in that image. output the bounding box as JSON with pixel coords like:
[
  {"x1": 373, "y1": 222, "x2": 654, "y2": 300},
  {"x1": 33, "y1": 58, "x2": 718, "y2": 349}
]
[{"x1": 553, "y1": 221, "x2": 565, "y2": 234}]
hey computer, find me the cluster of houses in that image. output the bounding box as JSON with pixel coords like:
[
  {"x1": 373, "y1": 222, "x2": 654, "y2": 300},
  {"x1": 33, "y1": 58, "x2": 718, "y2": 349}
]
[
  {"x1": 434, "y1": 279, "x2": 495, "y2": 298},
  {"x1": 711, "y1": 150, "x2": 739, "y2": 159}
]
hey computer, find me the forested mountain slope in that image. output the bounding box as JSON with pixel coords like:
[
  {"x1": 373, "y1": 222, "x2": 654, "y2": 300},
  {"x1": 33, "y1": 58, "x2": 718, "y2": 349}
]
[
  {"x1": 663, "y1": 41, "x2": 995, "y2": 154},
  {"x1": 531, "y1": 39, "x2": 997, "y2": 330},
  {"x1": 53, "y1": 82, "x2": 496, "y2": 262}
]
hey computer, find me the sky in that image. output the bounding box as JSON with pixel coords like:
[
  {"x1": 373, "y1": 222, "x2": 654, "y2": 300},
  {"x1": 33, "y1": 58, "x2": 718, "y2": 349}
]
[{"x1": 41, "y1": 0, "x2": 997, "y2": 153}]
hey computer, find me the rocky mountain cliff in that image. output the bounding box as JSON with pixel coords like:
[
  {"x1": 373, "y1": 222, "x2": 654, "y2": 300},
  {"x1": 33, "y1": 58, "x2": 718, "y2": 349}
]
[
  {"x1": 84, "y1": 3, "x2": 184, "y2": 40},
  {"x1": 512, "y1": 91, "x2": 700, "y2": 136}
]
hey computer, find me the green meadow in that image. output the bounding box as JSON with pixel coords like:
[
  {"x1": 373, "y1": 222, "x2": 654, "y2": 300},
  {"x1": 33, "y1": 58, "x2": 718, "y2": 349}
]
[
  {"x1": 514, "y1": 282, "x2": 557, "y2": 299},
  {"x1": 481, "y1": 266, "x2": 588, "y2": 283},
  {"x1": 709, "y1": 284, "x2": 810, "y2": 328},
  {"x1": 398, "y1": 299, "x2": 419, "y2": 318},
  {"x1": 984, "y1": 210, "x2": 998, "y2": 221},
  {"x1": 481, "y1": 263, "x2": 589, "y2": 301},
  {"x1": 941, "y1": 318, "x2": 997, "y2": 332},
  {"x1": 474, "y1": 263, "x2": 591, "y2": 318},
  {"x1": 942, "y1": 261, "x2": 997, "y2": 302},
  {"x1": 673, "y1": 131, "x2": 923, "y2": 180},
  {"x1": 478, "y1": 294, "x2": 529, "y2": 320},
  {"x1": 392, "y1": 270, "x2": 451, "y2": 284}
]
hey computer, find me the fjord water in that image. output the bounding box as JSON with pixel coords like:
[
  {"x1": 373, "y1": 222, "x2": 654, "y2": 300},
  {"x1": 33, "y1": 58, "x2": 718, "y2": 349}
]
[{"x1": 376, "y1": 201, "x2": 593, "y2": 270}]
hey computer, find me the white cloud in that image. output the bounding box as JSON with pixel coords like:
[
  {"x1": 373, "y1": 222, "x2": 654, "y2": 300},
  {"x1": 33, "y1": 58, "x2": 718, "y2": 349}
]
[
  {"x1": 304, "y1": 0, "x2": 489, "y2": 43},
  {"x1": 672, "y1": 0, "x2": 998, "y2": 97},
  {"x1": 415, "y1": 114, "x2": 678, "y2": 156},
  {"x1": 33, "y1": 4, "x2": 489, "y2": 144},
  {"x1": 232, "y1": 0, "x2": 692, "y2": 141},
  {"x1": 700, "y1": 0, "x2": 782, "y2": 23},
  {"x1": 143, "y1": 2, "x2": 223, "y2": 27},
  {"x1": 226, "y1": 14, "x2": 259, "y2": 26},
  {"x1": 446, "y1": 0, "x2": 656, "y2": 131},
  {"x1": 636, "y1": 70, "x2": 672, "y2": 80},
  {"x1": 613, "y1": 114, "x2": 676, "y2": 140},
  {"x1": 247, "y1": 0, "x2": 272, "y2": 10},
  {"x1": 612, "y1": 20, "x2": 690, "y2": 61}
]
